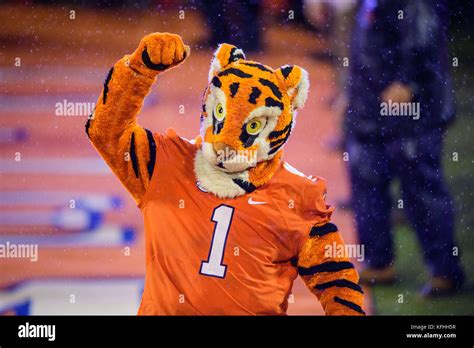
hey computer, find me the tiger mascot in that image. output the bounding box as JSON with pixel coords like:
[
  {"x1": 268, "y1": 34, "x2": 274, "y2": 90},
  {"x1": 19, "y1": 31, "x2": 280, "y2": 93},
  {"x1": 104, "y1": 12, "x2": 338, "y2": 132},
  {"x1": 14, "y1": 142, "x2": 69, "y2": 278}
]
[{"x1": 86, "y1": 32, "x2": 365, "y2": 315}]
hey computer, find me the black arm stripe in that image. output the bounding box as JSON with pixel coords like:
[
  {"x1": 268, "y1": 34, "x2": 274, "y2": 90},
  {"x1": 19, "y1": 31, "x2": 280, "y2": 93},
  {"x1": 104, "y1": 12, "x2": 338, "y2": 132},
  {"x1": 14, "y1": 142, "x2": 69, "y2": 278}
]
[
  {"x1": 298, "y1": 261, "x2": 354, "y2": 276},
  {"x1": 315, "y1": 279, "x2": 363, "y2": 294},
  {"x1": 130, "y1": 132, "x2": 139, "y2": 178},
  {"x1": 103, "y1": 67, "x2": 114, "y2": 104},
  {"x1": 334, "y1": 296, "x2": 366, "y2": 315},
  {"x1": 145, "y1": 129, "x2": 156, "y2": 180},
  {"x1": 85, "y1": 115, "x2": 92, "y2": 139},
  {"x1": 310, "y1": 222, "x2": 339, "y2": 237}
]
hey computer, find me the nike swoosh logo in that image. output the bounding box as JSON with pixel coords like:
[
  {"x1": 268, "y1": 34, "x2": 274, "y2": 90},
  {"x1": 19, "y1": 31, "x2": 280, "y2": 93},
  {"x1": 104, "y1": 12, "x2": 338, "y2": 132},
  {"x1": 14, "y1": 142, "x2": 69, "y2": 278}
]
[{"x1": 248, "y1": 197, "x2": 267, "y2": 205}]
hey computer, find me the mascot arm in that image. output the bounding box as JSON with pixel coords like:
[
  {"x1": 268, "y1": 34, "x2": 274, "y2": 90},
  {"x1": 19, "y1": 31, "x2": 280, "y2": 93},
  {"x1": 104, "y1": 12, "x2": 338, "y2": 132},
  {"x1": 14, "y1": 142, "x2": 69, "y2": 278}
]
[
  {"x1": 297, "y1": 225, "x2": 365, "y2": 315},
  {"x1": 86, "y1": 33, "x2": 189, "y2": 203}
]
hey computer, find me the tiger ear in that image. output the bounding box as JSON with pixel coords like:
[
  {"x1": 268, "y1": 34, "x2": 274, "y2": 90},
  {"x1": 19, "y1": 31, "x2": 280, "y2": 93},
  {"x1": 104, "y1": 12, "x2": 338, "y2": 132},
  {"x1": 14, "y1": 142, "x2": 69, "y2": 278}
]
[
  {"x1": 208, "y1": 43, "x2": 246, "y2": 82},
  {"x1": 275, "y1": 65, "x2": 309, "y2": 110}
]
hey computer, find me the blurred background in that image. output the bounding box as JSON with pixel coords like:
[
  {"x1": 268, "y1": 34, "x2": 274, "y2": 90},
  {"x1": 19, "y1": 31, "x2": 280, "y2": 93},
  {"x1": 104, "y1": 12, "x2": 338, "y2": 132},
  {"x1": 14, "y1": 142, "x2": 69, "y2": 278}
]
[{"x1": 0, "y1": 0, "x2": 472, "y2": 315}]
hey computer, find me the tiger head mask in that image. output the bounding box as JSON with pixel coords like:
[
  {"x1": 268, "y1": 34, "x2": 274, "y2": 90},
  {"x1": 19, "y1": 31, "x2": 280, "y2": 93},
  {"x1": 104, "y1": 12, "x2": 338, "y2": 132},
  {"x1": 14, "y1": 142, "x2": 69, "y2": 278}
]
[{"x1": 194, "y1": 43, "x2": 310, "y2": 198}]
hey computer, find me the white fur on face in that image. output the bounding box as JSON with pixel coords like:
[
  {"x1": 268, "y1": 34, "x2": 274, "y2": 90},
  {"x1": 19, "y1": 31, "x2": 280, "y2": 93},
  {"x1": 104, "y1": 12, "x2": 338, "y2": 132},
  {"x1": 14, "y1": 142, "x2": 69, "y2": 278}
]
[
  {"x1": 194, "y1": 150, "x2": 247, "y2": 198},
  {"x1": 218, "y1": 151, "x2": 257, "y2": 172},
  {"x1": 202, "y1": 139, "x2": 257, "y2": 173}
]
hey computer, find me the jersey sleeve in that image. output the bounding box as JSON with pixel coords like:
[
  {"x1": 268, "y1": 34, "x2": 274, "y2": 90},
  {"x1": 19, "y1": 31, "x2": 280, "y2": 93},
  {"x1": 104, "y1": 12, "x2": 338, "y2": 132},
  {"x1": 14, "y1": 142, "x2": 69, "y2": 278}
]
[
  {"x1": 296, "y1": 178, "x2": 365, "y2": 315},
  {"x1": 299, "y1": 177, "x2": 334, "y2": 226}
]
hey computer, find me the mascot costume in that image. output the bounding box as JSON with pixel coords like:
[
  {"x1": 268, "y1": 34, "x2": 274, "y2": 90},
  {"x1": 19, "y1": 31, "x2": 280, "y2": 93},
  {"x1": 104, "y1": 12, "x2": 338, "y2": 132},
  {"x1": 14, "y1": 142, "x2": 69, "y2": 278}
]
[{"x1": 86, "y1": 33, "x2": 365, "y2": 315}]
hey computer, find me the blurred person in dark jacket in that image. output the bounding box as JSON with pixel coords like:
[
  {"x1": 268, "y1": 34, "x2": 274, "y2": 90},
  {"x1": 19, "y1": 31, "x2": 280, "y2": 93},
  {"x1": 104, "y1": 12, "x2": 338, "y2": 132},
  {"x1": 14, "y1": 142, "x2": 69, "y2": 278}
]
[{"x1": 345, "y1": 0, "x2": 464, "y2": 296}]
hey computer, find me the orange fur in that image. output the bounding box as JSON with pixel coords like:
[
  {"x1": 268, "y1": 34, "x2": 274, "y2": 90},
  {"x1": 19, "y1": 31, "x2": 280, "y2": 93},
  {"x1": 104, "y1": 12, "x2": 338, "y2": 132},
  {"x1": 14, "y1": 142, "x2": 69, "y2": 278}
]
[
  {"x1": 87, "y1": 33, "x2": 188, "y2": 203},
  {"x1": 298, "y1": 232, "x2": 350, "y2": 267},
  {"x1": 298, "y1": 230, "x2": 365, "y2": 315},
  {"x1": 87, "y1": 56, "x2": 155, "y2": 202}
]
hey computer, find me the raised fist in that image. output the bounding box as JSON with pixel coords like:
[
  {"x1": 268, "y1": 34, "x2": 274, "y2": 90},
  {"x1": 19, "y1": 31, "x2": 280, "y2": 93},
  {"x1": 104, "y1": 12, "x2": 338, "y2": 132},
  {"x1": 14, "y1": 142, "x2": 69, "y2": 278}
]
[{"x1": 129, "y1": 32, "x2": 190, "y2": 77}]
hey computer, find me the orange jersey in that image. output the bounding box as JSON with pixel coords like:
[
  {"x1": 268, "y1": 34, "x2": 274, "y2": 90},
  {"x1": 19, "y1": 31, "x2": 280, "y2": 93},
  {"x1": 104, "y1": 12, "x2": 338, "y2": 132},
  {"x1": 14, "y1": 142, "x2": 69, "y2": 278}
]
[{"x1": 137, "y1": 129, "x2": 333, "y2": 315}]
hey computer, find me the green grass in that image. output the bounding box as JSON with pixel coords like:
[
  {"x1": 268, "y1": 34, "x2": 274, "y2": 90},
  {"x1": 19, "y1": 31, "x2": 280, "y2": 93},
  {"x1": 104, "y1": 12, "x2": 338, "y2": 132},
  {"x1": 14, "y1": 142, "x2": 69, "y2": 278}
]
[
  {"x1": 372, "y1": 226, "x2": 474, "y2": 315},
  {"x1": 372, "y1": 31, "x2": 474, "y2": 315}
]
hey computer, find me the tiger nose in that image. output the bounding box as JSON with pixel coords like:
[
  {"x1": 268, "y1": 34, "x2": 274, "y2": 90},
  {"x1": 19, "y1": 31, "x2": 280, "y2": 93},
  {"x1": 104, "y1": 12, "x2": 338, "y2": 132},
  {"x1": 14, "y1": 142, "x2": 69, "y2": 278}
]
[{"x1": 213, "y1": 142, "x2": 236, "y2": 160}]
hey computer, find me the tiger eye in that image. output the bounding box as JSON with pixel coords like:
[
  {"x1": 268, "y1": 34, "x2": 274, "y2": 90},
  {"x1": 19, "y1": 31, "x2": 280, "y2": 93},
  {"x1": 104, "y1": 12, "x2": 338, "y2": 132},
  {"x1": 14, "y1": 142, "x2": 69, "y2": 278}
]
[
  {"x1": 246, "y1": 120, "x2": 262, "y2": 135},
  {"x1": 214, "y1": 103, "x2": 225, "y2": 121}
]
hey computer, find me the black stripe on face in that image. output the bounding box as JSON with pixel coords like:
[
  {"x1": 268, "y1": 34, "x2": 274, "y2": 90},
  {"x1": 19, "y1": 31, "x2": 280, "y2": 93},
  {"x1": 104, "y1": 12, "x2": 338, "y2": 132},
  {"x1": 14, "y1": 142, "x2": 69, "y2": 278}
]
[
  {"x1": 211, "y1": 76, "x2": 222, "y2": 88},
  {"x1": 213, "y1": 119, "x2": 224, "y2": 134},
  {"x1": 145, "y1": 128, "x2": 156, "y2": 180},
  {"x1": 259, "y1": 78, "x2": 282, "y2": 99},
  {"x1": 281, "y1": 65, "x2": 293, "y2": 79},
  {"x1": 239, "y1": 124, "x2": 259, "y2": 148},
  {"x1": 218, "y1": 68, "x2": 252, "y2": 79},
  {"x1": 241, "y1": 62, "x2": 273, "y2": 73},
  {"x1": 297, "y1": 261, "x2": 354, "y2": 276},
  {"x1": 333, "y1": 296, "x2": 366, "y2": 315},
  {"x1": 310, "y1": 223, "x2": 338, "y2": 237},
  {"x1": 248, "y1": 87, "x2": 262, "y2": 104},
  {"x1": 269, "y1": 123, "x2": 292, "y2": 139},
  {"x1": 229, "y1": 82, "x2": 239, "y2": 97},
  {"x1": 130, "y1": 132, "x2": 139, "y2": 178},
  {"x1": 268, "y1": 141, "x2": 285, "y2": 156},
  {"x1": 315, "y1": 279, "x2": 364, "y2": 294},
  {"x1": 265, "y1": 97, "x2": 283, "y2": 109},
  {"x1": 213, "y1": 111, "x2": 225, "y2": 134},
  {"x1": 269, "y1": 138, "x2": 286, "y2": 151},
  {"x1": 233, "y1": 179, "x2": 257, "y2": 193},
  {"x1": 268, "y1": 120, "x2": 293, "y2": 155},
  {"x1": 103, "y1": 67, "x2": 114, "y2": 104},
  {"x1": 269, "y1": 128, "x2": 291, "y2": 148}
]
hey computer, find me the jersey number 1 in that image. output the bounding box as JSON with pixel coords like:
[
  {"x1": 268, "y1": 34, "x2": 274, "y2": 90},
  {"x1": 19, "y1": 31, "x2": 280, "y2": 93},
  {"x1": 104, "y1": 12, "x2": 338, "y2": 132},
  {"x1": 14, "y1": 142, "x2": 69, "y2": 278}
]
[{"x1": 200, "y1": 204, "x2": 234, "y2": 278}]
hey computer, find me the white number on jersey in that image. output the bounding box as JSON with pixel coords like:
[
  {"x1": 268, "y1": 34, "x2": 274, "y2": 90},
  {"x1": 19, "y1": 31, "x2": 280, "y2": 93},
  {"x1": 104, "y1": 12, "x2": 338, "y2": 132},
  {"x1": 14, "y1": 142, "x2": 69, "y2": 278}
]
[{"x1": 200, "y1": 205, "x2": 234, "y2": 278}]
